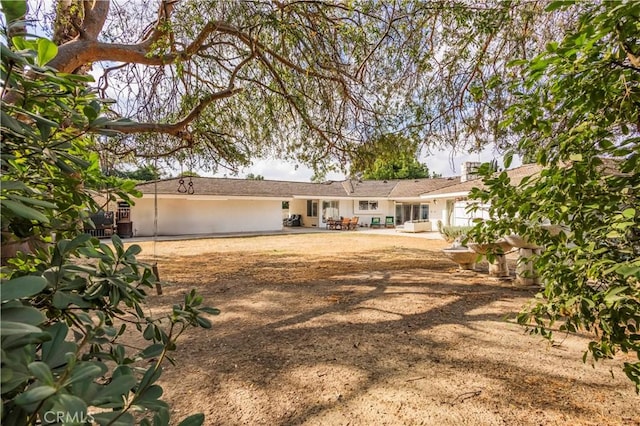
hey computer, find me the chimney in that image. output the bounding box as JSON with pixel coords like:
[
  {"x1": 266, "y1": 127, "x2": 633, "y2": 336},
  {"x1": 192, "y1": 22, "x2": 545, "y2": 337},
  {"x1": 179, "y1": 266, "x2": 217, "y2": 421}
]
[{"x1": 460, "y1": 161, "x2": 481, "y2": 182}]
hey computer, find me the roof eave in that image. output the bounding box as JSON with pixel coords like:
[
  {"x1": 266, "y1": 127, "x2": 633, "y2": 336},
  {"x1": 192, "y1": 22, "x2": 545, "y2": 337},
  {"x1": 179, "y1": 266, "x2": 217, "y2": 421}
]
[{"x1": 420, "y1": 191, "x2": 470, "y2": 200}]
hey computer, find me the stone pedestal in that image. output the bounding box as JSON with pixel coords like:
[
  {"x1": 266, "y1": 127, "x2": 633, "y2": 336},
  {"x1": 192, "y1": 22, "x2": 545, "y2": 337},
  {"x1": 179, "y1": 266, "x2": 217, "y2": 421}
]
[
  {"x1": 467, "y1": 241, "x2": 512, "y2": 278},
  {"x1": 516, "y1": 248, "x2": 541, "y2": 286},
  {"x1": 488, "y1": 254, "x2": 510, "y2": 277}
]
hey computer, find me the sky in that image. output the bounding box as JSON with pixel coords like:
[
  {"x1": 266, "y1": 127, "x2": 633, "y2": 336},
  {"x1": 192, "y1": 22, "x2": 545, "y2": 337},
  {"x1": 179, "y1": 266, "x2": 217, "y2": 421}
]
[{"x1": 218, "y1": 145, "x2": 516, "y2": 182}]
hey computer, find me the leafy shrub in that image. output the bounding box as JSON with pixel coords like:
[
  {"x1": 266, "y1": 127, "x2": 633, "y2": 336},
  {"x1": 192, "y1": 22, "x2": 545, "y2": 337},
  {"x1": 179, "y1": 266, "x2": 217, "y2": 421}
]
[
  {"x1": 468, "y1": 1, "x2": 639, "y2": 392},
  {"x1": 439, "y1": 226, "x2": 474, "y2": 244},
  {"x1": 1, "y1": 15, "x2": 215, "y2": 425}
]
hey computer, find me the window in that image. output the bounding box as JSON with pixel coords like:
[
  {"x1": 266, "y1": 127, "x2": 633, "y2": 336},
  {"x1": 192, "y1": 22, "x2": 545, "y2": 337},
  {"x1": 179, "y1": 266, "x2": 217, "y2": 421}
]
[
  {"x1": 322, "y1": 200, "x2": 339, "y2": 221},
  {"x1": 395, "y1": 203, "x2": 429, "y2": 223},
  {"x1": 420, "y1": 204, "x2": 429, "y2": 220},
  {"x1": 307, "y1": 200, "x2": 318, "y2": 217},
  {"x1": 357, "y1": 200, "x2": 379, "y2": 211}
]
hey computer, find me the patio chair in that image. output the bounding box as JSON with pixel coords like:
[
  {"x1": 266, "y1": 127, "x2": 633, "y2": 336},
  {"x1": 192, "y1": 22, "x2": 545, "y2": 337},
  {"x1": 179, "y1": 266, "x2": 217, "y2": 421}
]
[
  {"x1": 385, "y1": 216, "x2": 395, "y2": 228},
  {"x1": 370, "y1": 217, "x2": 382, "y2": 228},
  {"x1": 327, "y1": 218, "x2": 339, "y2": 230},
  {"x1": 339, "y1": 217, "x2": 351, "y2": 230},
  {"x1": 285, "y1": 214, "x2": 302, "y2": 227},
  {"x1": 349, "y1": 216, "x2": 359, "y2": 230}
]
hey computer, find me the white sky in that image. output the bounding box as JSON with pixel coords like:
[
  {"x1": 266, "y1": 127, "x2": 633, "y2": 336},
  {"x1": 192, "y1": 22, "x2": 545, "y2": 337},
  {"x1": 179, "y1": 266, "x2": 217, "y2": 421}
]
[{"x1": 219, "y1": 146, "x2": 516, "y2": 182}]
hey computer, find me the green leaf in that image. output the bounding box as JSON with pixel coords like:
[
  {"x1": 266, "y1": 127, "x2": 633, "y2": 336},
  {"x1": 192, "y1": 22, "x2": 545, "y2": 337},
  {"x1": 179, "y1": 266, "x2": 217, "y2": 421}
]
[
  {"x1": 48, "y1": 394, "x2": 89, "y2": 423},
  {"x1": 0, "y1": 321, "x2": 42, "y2": 336},
  {"x1": 0, "y1": 180, "x2": 29, "y2": 191},
  {"x1": 153, "y1": 408, "x2": 170, "y2": 426},
  {"x1": 36, "y1": 38, "x2": 58, "y2": 66},
  {"x1": 1, "y1": 367, "x2": 31, "y2": 394},
  {"x1": 63, "y1": 362, "x2": 105, "y2": 387},
  {"x1": 1, "y1": 42, "x2": 25, "y2": 63},
  {"x1": 503, "y1": 151, "x2": 514, "y2": 169},
  {"x1": 139, "y1": 365, "x2": 162, "y2": 390},
  {"x1": 1, "y1": 275, "x2": 47, "y2": 301},
  {"x1": 545, "y1": 0, "x2": 574, "y2": 12},
  {"x1": 1, "y1": 0, "x2": 27, "y2": 23},
  {"x1": 83, "y1": 105, "x2": 98, "y2": 122},
  {"x1": 6, "y1": 194, "x2": 57, "y2": 209},
  {"x1": 28, "y1": 362, "x2": 54, "y2": 386},
  {"x1": 14, "y1": 385, "x2": 57, "y2": 406},
  {"x1": 42, "y1": 323, "x2": 77, "y2": 369},
  {"x1": 199, "y1": 307, "x2": 220, "y2": 315},
  {"x1": 0, "y1": 199, "x2": 49, "y2": 223},
  {"x1": 143, "y1": 324, "x2": 155, "y2": 340},
  {"x1": 0, "y1": 304, "x2": 45, "y2": 325},
  {"x1": 136, "y1": 384, "x2": 163, "y2": 402},
  {"x1": 90, "y1": 374, "x2": 136, "y2": 407},
  {"x1": 603, "y1": 286, "x2": 628, "y2": 306},
  {"x1": 196, "y1": 316, "x2": 212, "y2": 329},
  {"x1": 616, "y1": 265, "x2": 640, "y2": 278},
  {"x1": 622, "y1": 208, "x2": 636, "y2": 219},
  {"x1": 139, "y1": 344, "x2": 164, "y2": 359},
  {"x1": 569, "y1": 153, "x2": 582, "y2": 162},
  {"x1": 177, "y1": 413, "x2": 205, "y2": 426},
  {"x1": 92, "y1": 411, "x2": 135, "y2": 426}
]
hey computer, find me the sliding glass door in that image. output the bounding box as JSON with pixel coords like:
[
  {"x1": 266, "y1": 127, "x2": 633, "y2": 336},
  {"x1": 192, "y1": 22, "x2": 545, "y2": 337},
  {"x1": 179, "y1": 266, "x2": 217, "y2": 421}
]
[{"x1": 395, "y1": 203, "x2": 429, "y2": 225}]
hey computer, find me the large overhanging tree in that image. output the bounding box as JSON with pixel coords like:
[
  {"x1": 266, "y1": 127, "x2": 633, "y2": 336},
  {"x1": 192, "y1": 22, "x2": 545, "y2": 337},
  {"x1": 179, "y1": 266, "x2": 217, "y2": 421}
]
[
  {"x1": 3, "y1": 2, "x2": 637, "y2": 414},
  {"x1": 26, "y1": 0, "x2": 574, "y2": 175}
]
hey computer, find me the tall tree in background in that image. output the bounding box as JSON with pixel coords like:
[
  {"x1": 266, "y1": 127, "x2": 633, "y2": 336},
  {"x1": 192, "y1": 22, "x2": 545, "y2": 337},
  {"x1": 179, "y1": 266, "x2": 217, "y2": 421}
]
[
  {"x1": 112, "y1": 164, "x2": 162, "y2": 181},
  {"x1": 351, "y1": 134, "x2": 434, "y2": 180}
]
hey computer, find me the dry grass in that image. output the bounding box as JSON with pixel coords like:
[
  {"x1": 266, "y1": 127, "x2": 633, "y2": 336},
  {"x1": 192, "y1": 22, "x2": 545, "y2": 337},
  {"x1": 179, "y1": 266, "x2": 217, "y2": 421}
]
[{"x1": 124, "y1": 233, "x2": 639, "y2": 426}]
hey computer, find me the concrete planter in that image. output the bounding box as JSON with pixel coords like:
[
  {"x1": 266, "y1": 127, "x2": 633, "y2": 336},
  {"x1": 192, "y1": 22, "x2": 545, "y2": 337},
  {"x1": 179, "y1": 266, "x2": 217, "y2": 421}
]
[
  {"x1": 400, "y1": 221, "x2": 432, "y2": 233},
  {"x1": 467, "y1": 240, "x2": 513, "y2": 278},
  {"x1": 504, "y1": 234, "x2": 543, "y2": 250},
  {"x1": 442, "y1": 247, "x2": 477, "y2": 270}
]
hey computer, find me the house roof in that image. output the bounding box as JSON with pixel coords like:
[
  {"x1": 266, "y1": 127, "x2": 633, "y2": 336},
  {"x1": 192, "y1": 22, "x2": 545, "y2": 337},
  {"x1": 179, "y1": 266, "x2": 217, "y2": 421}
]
[
  {"x1": 135, "y1": 177, "x2": 346, "y2": 198},
  {"x1": 389, "y1": 177, "x2": 461, "y2": 198},
  {"x1": 420, "y1": 163, "x2": 544, "y2": 198},
  {"x1": 134, "y1": 159, "x2": 620, "y2": 201},
  {"x1": 135, "y1": 175, "x2": 462, "y2": 199}
]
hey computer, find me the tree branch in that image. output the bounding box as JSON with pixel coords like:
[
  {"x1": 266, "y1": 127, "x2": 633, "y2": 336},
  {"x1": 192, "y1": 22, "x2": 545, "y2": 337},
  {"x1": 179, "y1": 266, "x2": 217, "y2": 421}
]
[{"x1": 104, "y1": 86, "x2": 242, "y2": 137}]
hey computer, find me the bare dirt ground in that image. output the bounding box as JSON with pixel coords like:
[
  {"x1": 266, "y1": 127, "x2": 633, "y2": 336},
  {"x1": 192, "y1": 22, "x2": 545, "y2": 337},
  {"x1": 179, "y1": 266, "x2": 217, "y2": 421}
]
[{"x1": 129, "y1": 232, "x2": 639, "y2": 426}]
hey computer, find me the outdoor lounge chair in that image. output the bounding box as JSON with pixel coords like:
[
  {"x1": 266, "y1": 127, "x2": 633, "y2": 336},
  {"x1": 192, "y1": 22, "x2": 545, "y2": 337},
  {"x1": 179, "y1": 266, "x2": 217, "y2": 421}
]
[
  {"x1": 370, "y1": 217, "x2": 381, "y2": 228},
  {"x1": 284, "y1": 214, "x2": 302, "y2": 227},
  {"x1": 385, "y1": 216, "x2": 395, "y2": 228}
]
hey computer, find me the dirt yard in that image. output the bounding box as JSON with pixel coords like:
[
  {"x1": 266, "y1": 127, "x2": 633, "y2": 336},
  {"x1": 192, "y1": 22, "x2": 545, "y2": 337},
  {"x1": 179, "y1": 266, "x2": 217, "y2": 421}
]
[{"x1": 128, "y1": 232, "x2": 638, "y2": 426}]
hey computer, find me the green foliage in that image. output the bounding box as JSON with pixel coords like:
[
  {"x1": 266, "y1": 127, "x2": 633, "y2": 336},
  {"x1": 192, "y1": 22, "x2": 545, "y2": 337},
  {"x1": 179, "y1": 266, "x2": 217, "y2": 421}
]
[
  {"x1": 245, "y1": 173, "x2": 264, "y2": 180},
  {"x1": 439, "y1": 226, "x2": 474, "y2": 244},
  {"x1": 351, "y1": 134, "x2": 433, "y2": 180},
  {"x1": 469, "y1": 1, "x2": 639, "y2": 392},
  {"x1": 112, "y1": 165, "x2": 162, "y2": 182},
  {"x1": 1, "y1": 14, "x2": 216, "y2": 425}
]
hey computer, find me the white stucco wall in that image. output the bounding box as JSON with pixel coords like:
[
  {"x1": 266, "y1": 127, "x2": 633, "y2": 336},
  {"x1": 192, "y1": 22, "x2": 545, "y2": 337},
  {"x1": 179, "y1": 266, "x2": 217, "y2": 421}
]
[
  {"x1": 428, "y1": 202, "x2": 448, "y2": 228},
  {"x1": 131, "y1": 196, "x2": 283, "y2": 236},
  {"x1": 452, "y1": 200, "x2": 490, "y2": 226}
]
